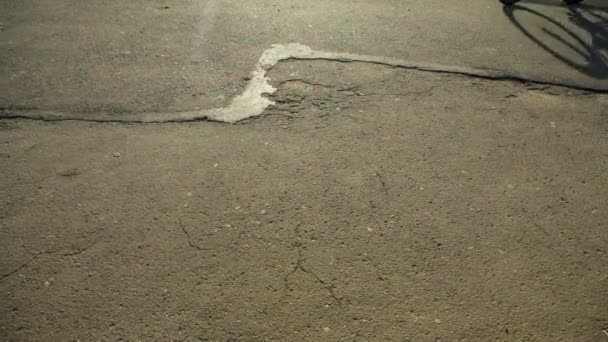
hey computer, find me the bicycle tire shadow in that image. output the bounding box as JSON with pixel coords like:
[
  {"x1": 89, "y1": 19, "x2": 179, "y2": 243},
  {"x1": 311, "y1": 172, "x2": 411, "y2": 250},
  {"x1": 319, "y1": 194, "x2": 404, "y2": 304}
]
[{"x1": 503, "y1": 2, "x2": 608, "y2": 79}]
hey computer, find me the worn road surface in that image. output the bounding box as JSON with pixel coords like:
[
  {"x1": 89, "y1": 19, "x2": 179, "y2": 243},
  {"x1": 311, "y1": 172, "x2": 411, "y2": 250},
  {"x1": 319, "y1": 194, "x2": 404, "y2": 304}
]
[
  {"x1": 2, "y1": 0, "x2": 607, "y2": 117},
  {"x1": 1, "y1": 0, "x2": 608, "y2": 341}
]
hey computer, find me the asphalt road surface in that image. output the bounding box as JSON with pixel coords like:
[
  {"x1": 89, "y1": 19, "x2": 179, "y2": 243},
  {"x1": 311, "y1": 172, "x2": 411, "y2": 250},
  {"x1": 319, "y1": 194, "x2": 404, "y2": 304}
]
[
  {"x1": 1, "y1": 0, "x2": 607, "y2": 341},
  {"x1": 2, "y1": 0, "x2": 607, "y2": 117}
]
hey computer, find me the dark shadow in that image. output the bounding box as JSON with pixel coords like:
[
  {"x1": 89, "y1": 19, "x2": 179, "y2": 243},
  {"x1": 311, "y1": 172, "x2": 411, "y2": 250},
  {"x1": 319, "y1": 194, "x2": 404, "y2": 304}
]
[
  {"x1": 503, "y1": 2, "x2": 608, "y2": 79},
  {"x1": 506, "y1": 0, "x2": 606, "y2": 10}
]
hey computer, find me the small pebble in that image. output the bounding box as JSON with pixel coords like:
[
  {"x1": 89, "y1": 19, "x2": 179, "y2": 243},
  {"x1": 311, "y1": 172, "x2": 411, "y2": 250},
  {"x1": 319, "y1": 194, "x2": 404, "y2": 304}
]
[{"x1": 112, "y1": 152, "x2": 121, "y2": 158}]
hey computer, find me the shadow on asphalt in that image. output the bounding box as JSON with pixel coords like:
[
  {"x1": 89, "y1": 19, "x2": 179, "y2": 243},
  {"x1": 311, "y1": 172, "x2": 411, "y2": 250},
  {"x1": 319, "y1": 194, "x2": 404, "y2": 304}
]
[{"x1": 503, "y1": 2, "x2": 608, "y2": 80}]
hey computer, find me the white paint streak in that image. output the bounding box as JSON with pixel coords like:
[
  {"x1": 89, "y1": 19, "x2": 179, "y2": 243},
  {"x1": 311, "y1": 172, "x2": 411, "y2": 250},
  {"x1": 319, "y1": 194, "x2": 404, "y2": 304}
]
[
  {"x1": 206, "y1": 67, "x2": 275, "y2": 123},
  {"x1": 206, "y1": 44, "x2": 316, "y2": 123}
]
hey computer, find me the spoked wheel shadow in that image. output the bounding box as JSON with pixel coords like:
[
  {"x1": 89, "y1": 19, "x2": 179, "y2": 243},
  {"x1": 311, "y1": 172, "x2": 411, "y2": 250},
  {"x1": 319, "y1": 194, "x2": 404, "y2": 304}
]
[{"x1": 503, "y1": 3, "x2": 608, "y2": 79}]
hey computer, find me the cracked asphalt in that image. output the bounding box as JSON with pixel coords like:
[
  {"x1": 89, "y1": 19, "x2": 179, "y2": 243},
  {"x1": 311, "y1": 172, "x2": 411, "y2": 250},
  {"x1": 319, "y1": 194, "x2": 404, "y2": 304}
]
[
  {"x1": 1, "y1": 0, "x2": 608, "y2": 341},
  {"x1": 2, "y1": 0, "x2": 607, "y2": 116},
  {"x1": 2, "y1": 59, "x2": 608, "y2": 341}
]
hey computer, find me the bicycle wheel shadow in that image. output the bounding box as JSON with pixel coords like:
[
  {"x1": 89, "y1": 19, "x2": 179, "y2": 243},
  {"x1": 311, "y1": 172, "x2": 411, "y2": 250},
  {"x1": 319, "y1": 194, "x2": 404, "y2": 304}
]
[{"x1": 503, "y1": 2, "x2": 607, "y2": 79}]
